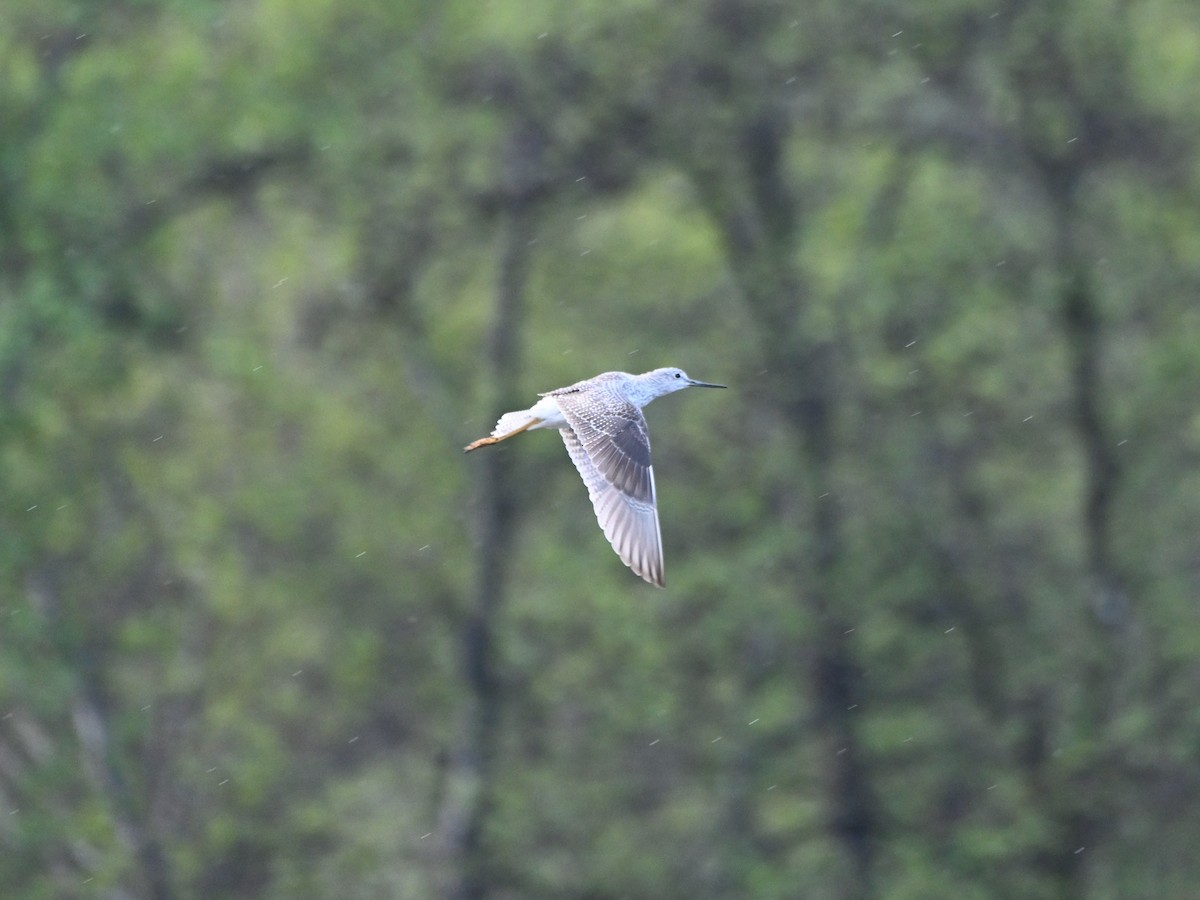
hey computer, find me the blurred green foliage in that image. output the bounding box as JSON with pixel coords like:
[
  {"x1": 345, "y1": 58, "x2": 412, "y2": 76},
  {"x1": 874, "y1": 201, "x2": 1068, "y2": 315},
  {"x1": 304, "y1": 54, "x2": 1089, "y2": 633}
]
[{"x1": 3, "y1": 1, "x2": 1200, "y2": 898}]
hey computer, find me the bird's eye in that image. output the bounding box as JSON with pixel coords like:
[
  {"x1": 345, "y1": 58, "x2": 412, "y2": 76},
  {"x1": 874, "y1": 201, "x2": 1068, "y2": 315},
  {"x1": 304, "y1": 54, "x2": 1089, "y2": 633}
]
[{"x1": 674, "y1": 372, "x2": 681, "y2": 378}]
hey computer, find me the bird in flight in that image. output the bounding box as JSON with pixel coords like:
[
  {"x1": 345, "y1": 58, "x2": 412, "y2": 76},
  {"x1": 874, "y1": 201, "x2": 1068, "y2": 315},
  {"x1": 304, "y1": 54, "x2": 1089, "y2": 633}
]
[{"x1": 464, "y1": 367, "x2": 726, "y2": 587}]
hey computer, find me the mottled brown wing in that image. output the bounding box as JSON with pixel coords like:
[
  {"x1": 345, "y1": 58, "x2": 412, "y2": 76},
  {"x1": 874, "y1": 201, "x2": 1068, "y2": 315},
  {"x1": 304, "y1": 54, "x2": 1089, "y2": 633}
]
[{"x1": 555, "y1": 393, "x2": 663, "y2": 587}]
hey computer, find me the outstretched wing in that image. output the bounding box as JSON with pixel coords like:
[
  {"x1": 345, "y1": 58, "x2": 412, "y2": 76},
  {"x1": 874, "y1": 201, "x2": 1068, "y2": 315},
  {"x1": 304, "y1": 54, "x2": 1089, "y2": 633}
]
[{"x1": 554, "y1": 392, "x2": 664, "y2": 587}]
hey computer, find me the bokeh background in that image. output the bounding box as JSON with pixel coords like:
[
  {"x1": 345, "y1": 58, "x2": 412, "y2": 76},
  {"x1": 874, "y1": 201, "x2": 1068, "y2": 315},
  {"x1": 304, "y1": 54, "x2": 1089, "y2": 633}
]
[{"x1": 4, "y1": 1, "x2": 1200, "y2": 898}]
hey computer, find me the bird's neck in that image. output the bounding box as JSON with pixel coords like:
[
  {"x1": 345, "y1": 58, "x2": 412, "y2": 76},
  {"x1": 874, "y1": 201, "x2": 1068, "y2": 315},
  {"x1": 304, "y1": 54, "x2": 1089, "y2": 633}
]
[{"x1": 626, "y1": 377, "x2": 662, "y2": 408}]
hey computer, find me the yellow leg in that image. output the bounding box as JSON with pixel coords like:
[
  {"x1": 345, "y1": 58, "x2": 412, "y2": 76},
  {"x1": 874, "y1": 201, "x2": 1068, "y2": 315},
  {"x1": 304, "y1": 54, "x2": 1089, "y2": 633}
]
[{"x1": 463, "y1": 418, "x2": 541, "y2": 453}]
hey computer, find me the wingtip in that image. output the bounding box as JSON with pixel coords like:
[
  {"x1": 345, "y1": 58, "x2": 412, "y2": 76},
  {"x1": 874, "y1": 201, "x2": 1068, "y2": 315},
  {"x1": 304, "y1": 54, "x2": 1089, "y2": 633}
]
[{"x1": 641, "y1": 567, "x2": 665, "y2": 588}]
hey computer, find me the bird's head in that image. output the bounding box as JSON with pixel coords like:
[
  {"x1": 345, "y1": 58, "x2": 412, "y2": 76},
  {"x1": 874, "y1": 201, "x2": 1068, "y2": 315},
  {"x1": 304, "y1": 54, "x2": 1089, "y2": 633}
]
[{"x1": 640, "y1": 367, "x2": 727, "y2": 399}]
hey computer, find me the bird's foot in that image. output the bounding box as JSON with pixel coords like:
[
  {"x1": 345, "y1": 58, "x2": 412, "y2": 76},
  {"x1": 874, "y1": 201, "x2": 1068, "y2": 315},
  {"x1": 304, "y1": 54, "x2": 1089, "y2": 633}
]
[{"x1": 463, "y1": 418, "x2": 541, "y2": 453}]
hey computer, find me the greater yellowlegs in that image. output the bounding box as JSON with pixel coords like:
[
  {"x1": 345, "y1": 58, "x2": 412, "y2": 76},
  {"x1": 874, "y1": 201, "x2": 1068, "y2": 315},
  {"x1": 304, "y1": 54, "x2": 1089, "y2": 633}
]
[{"x1": 464, "y1": 367, "x2": 726, "y2": 587}]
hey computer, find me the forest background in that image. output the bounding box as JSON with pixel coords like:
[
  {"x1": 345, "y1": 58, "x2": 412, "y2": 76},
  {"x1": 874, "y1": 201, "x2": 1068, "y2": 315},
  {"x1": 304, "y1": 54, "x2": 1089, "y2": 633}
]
[{"x1": 3, "y1": 1, "x2": 1200, "y2": 898}]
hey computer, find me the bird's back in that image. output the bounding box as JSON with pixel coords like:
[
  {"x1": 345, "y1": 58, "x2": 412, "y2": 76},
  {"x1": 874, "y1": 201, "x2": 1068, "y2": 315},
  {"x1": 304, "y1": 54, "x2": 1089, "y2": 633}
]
[{"x1": 541, "y1": 371, "x2": 631, "y2": 399}]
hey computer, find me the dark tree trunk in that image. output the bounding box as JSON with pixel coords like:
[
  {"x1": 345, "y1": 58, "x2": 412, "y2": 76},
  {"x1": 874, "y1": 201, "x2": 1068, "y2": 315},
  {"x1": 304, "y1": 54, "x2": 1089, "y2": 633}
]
[
  {"x1": 681, "y1": 108, "x2": 878, "y2": 900},
  {"x1": 438, "y1": 123, "x2": 542, "y2": 900},
  {"x1": 1032, "y1": 162, "x2": 1127, "y2": 900}
]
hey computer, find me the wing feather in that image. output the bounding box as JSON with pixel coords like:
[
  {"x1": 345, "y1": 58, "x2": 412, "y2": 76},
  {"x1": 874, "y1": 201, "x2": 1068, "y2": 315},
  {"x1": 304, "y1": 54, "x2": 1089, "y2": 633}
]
[
  {"x1": 553, "y1": 390, "x2": 654, "y2": 504},
  {"x1": 560, "y1": 425, "x2": 664, "y2": 587}
]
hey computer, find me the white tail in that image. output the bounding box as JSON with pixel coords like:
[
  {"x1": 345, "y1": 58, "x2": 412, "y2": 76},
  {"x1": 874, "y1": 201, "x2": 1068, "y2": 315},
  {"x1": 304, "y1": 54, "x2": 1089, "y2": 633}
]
[{"x1": 492, "y1": 410, "x2": 538, "y2": 437}]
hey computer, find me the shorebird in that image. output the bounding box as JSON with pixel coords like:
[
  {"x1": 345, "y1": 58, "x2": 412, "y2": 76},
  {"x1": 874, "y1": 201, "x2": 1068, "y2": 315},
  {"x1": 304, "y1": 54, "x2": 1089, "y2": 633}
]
[{"x1": 464, "y1": 367, "x2": 726, "y2": 587}]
